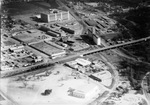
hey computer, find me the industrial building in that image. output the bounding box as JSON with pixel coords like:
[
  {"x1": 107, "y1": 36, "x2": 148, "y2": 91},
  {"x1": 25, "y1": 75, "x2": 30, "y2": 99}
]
[
  {"x1": 88, "y1": 27, "x2": 102, "y2": 45},
  {"x1": 10, "y1": 46, "x2": 24, "y2": 52},
  {"x1": 31, "y1": 41, "x2": 66, "y2": 59},
  {"x1": 1, "y1": 40, "x2": 23, "y2": 50},
  {"x1": 50, "y1": 50, "x2": 66, "y2": 59},
  {"x1": 75, "y1": 58, "x2": 91, "y2": 67},
  {"x1": 65, "y1": 58, "x2": 91, "y2": 69},
  {"x1": 68, "y1": 83, "x2": 99, "y2": 98},
  {"x1": 85, "y1": 19, "x2": 97, "y2": 26},
  {"x1": 90, "y1": 71, "x2": 112, "y2": 82},
  {"x1": 40, "y1": 26, "x2": 66, "y2": 37},
  {"x1": 60, "y1": 26, "x2": 75, "y2": 35},
  {"x1": 41, "y1": 10, "x2": 70, "y2": 22}
]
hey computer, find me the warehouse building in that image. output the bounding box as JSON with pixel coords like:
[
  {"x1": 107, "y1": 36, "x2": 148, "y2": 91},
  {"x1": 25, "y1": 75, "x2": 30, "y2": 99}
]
[
  {"x1": 75, "y1": 58, "x2": 91, "y2": 67},
  {"x1": 88, "y1": 27, "x2": 102, "y2": 45},
  {"x1": 85, "y1": 19, "x2": 97, "y2": 26},
  {"x1": 50, "y1": 50, "x2": 66, "y2": 59},
  {"x1": 90, "y1": 71, "x2": 112, "y2": 82},
  {"x1": 40, "y1": 26, "x2": 66, "y2": 37},
  {"x1": 92, "y1": 34, "x2": 102, "y2": 45},
  {"x1": 60, "y1": 26, "x2": 75, "y2": 35},
  {"x1": 1, "y1": 40, "x2": 22, "y2": 50},
  {"x1": 41, "y1": 10, "x2": 70, "y2": 22},
  {"x1": 68, "y1": 83, "x2": 99, "y2": 98}
]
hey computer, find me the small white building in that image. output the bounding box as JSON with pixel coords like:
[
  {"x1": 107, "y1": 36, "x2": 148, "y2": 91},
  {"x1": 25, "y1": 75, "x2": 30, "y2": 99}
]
[
  {"x1": 85, "y1": 2, "x2": 99, "y2": 7},
  {"x1": 69, "y1": 83, "x2": 99, "y2": 98},
  {"x1": 75, "y1": 58, "x2": 91, "y2": 67},
  {"x1": 50, "y1": 50, "x2": 66, "y2": 59},
  {"x1": 92, "y1": 71, "x2": 112, "y2": 80},
  {"x1": 10, "y1": 46, "x2": 24, "y2": 52}
]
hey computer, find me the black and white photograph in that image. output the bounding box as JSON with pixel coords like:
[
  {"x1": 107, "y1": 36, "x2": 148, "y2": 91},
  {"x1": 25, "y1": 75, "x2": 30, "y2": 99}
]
[{"x1": 0, "y1": 0, "x2": 150, "y2": 105}]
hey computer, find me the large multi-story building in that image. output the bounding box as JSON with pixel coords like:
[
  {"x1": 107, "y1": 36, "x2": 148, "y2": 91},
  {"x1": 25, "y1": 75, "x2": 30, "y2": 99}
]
[
  {"x1": 88, "y1": 27, "x2": 102, "y2": 45},
  {"x1": 41, "y1": 10, "x2": 70, "y2": 22}
]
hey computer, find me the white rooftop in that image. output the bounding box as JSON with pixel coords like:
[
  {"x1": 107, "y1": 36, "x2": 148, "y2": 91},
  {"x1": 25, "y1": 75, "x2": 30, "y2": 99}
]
[
  {"x1": 73, "y1": 82, "x2": 98, "y2": 95},
  {"x1": 92, "y1": 70, "x2": 112, "y2": 80},
  {"x1": 75, "y1": 58, "x2": 91, "y2": 66}
]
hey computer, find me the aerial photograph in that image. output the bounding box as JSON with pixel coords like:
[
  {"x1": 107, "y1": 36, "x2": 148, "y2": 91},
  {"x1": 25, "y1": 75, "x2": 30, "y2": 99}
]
[{"x1": 0, "y1": 0, "x2": 150, "y2": 105}]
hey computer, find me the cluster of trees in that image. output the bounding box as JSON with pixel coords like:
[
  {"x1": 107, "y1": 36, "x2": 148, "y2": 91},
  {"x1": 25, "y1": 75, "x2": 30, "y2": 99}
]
[
  {"x1": 126, "y1": 7, "x2": 150, "y2": 39},
  {"x1": 119, "y1": 60, "x2": 150, "y2": 91},
  {"x1": 2, "y1": 15, "x2": 14, "y2": 30}
]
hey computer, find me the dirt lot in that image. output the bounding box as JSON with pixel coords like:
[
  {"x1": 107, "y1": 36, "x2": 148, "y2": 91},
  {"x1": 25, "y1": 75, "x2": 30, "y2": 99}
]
[{"x1": 0, "y1": 64, "x2": 105, "y2": 105}]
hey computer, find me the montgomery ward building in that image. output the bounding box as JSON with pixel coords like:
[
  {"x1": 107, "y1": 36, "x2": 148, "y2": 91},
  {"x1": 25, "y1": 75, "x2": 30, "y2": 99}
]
[{"x1": 41, "y1": 9, "x2": 70, "y2": 22}]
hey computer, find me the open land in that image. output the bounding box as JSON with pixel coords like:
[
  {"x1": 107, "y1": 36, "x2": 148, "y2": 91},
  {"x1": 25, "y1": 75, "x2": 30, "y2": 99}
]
[{"x1": 0, "y1": 65, "x2": 107, "y2": 105}]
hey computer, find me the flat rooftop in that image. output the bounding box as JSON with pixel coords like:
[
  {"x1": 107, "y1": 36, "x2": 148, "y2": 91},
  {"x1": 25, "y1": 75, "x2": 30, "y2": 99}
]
[
  {"x1": 12, "y1": 29, "x2": 51, "y2": 44},
  {"x1": 73, "y1": 82, "x2": 98, "y2": 95},
  {"x1": 31, "y1": 41, "x2": 65, "y2": 56},
  {"x1": 85, "y1": 19, "x2": 97, "y2": 26},
  {"x1": 92, "y1": 71, "x2": 112, "y2": 80},
  {"x1": 2, "y1": 41, "x2": 16, "y2": 46}
]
